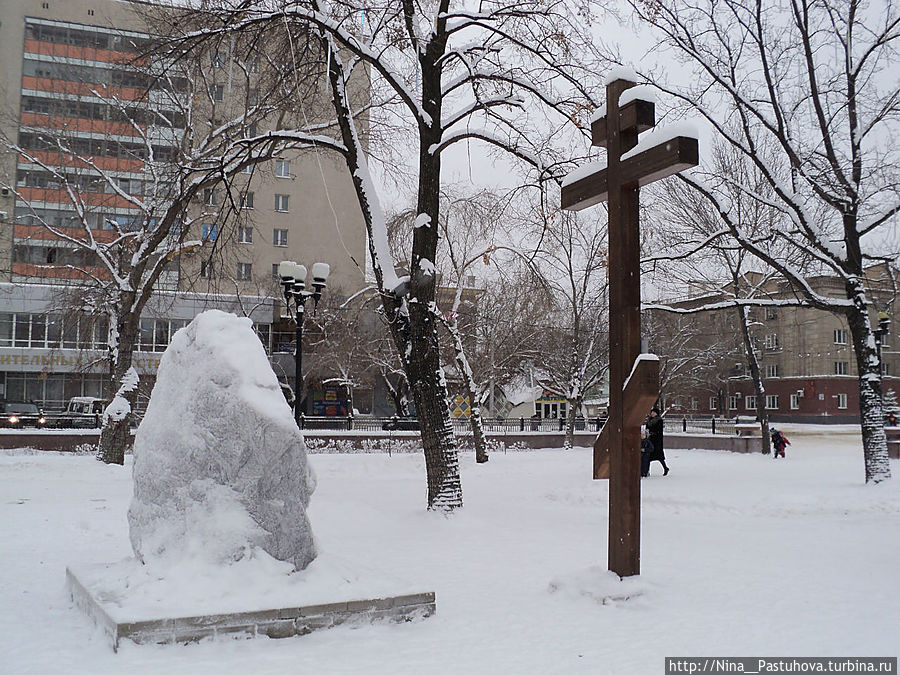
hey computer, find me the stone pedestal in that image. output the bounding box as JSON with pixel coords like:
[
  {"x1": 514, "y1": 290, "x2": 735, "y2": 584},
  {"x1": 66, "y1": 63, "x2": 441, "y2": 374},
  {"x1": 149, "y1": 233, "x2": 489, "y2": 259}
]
[{"x1": 67, "y1": 562, "x2": 435, "y2": 650}]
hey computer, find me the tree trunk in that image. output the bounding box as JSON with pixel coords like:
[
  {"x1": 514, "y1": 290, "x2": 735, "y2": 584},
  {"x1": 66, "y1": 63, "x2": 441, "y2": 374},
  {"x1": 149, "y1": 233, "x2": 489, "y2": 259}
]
[
  {"x1": 96, "y1": 316, "x2": 139, "y2": 465},
  {"x1": 381, "y1": 372, "x2": 410, "y2": 417},
  {"x1": 408, "y1": 302, "x2": 464, "y2": 509},
  {"x1": 564, "y1": 397, "x2": 582, "y2": 450},
  {"x1": 323, "y1": 37, "x2": 462, "y2": 510},
  {"x1": 468, "y1": 404, "x2": 489, "y2": 464},
  {"x1": 446, "y1": 317, "x2": 488, "y2": 463},
  {"x1": 404, "y1": 28, "x2": 464, "y2": 510},
  {"x1": 846, "y1": 285, "x2": 891, "y2": 483},
  {"x1": 737, "y1": 306, "x2": 771, "y2": 454}
]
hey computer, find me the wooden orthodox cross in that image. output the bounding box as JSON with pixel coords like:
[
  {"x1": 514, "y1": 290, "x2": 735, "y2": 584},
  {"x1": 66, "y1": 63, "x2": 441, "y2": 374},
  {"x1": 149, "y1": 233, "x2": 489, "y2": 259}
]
[{"x1": 561, "y1": 77, "x2": 698, "y2": 577}]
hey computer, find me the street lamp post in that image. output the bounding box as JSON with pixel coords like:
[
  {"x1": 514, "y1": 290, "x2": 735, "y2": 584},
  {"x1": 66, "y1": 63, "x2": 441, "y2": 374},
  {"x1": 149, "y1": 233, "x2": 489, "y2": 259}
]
[
  {"x1": 874, "y1": 311, "x2": 891, "y2": 379},
  {"x1": 278, "y1": 260, "x2": 330, "y2": 428}
]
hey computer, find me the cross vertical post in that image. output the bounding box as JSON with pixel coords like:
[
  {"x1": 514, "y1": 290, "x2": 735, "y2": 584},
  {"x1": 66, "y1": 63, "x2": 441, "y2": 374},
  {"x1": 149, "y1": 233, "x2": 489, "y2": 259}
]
[
  {"x1": 605, "y1": 78, "x2": 642, "y2": 576},
  {"x1": 561, "y1": 76, "x2": 698, "y2": 578}
]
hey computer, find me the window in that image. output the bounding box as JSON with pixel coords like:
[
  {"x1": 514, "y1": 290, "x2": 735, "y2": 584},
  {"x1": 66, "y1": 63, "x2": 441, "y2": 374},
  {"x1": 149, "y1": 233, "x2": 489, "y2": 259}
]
[
  {"x1": 237, "y1": 262, "x2": 252, "y2": 280},
  {"x1": 275, "y1": 159, "x2": 291, "y2": 178},
  {"x1": 837, "y1": 393, "x2": 848, "y2": 409},
  {"x1": 766, "y1": 395, "x2": 779, "y2": 410},
  {"x1": 200, "y1": 260, "x2": 214, "y2": 278},
  {"x1": 729, "y1": 395, "x2": 739, "y2": 410},
  {"x1": 764, "y1": 333, "x2": 779, "y2": 350},
  {"x1": 137, "y1": 318, "x2": 187, "y2": 352},
  {"x1": 210, "y1": 84, "x2": 224, "y2": 101},
  {"x1": 690, "y1": 397, "x2": 699, "y2": 410},
  {"x1": 203, "y1": 188, "x2": 217, "y2": 206},
  {"x1": 272, "y1": 263, "x2": 280, "y2": 279},
  {"x1": 708, "y1": 396, "x2": 718, "y2": 410},
  {"x1": 274, "y1": 194, "x2": 289, "y2": 212},
  {"x1": 746, "y1": 395, "x2": 757, "y2": 410},
  {"x1": 248, "y1": 89, "x2": 258, "y2": 106},
  {"x1": 765, "y1": 307, "x2": 778, "y2": 320},
  {"x1": 790, "y1": 394, "x2": 800, "y2": 410},
  {"x1": 211, "y1": 51, "x2": 224, "y2": 68},
  {"x1": 154, "y1": 320, "x2": 170, "y2": 351},
  {"x1": 834, "y1": 328, "x2": 848, "y2": 345},
  {"x1": 201, "y1": 223, "x2": 218, "y2": 242},
  {"x1": 273, "y1": 228, "x2": 288, "y2": 247},
  {"x1": 240, "y1": 191, "x2": 254, "y2": 209},
  {"x1": 884, "y1": 363, "x2": 891, "y2": 376},
  {"x1": 237, "y1": 226, "x2": 253, "y2": 244},
  {"x1": 765, "y1": 363, "x2": 779, "y2": 378},
  {"x1": 834, "y1": 361, "x2": 849, "y2": 375}
]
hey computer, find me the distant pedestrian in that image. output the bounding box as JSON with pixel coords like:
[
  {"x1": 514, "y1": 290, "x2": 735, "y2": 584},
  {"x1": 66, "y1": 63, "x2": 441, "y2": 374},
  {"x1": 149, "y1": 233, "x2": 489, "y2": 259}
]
[
  {"x1": 645, "y1": 407, "x2": 669, "y2": 476},
  {"x1": 771, "y1": 428, "x2": 790, "y2": 458},
  {"x1": 640, "y1": 430, "x2": 653, "y2": 478}
]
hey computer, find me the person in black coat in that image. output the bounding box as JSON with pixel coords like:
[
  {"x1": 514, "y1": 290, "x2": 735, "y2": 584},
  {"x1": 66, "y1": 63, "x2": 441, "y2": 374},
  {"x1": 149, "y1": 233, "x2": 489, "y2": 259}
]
[{"x1": 645, "y1": 407, "x2": 669, "y2": 476}]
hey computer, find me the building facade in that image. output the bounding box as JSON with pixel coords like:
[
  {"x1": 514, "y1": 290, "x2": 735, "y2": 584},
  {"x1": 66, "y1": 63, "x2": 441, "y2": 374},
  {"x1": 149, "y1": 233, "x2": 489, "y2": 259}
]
[
  {"x1": 648, "y1": 265, "x2": 898, "y2": 423},
  {"x1": 0, "y1": 0, "x2": 369, "y2": 410}
]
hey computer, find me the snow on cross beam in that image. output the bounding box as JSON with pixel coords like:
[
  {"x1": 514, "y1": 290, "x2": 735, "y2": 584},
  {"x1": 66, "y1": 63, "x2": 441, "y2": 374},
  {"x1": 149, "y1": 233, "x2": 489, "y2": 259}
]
[
  {"x1": 561, "y1": 135, "x2": 699, "y2": 211},
  {"x1": 590, "y1": 97, "x2": 655, "y2": 148}
]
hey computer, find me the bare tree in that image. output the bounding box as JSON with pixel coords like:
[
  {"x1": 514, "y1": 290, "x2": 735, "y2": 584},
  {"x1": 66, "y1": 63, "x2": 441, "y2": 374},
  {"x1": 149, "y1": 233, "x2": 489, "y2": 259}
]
[
  {"x1": 633, "y1": 0, "x2": 900, "y2": 482},
  {"x1": 182, "y1": 0, "x2": 611, "y2": 510},
  {"x1": 648, "y1": 141, "x2": 801, "y2": 452},
  {"x1": 531, "y1": 208, "x2": 610, "y2": 450},
  {"x1": 433, "y1": 189, "x2": 547, "y2": 463}
]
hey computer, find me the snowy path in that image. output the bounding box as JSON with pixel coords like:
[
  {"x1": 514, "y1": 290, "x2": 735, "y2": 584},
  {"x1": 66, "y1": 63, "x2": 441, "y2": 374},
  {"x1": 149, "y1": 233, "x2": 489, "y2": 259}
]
[{"x1": 0, "y1": 429, "x2": 897, "y2": 674}]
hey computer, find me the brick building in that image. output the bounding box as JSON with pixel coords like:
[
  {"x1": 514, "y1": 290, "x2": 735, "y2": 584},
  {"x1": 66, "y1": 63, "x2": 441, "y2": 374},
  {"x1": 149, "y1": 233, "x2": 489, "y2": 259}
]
[{"x1": 648, "y1": 264, "x2": 897, "y2": 423}]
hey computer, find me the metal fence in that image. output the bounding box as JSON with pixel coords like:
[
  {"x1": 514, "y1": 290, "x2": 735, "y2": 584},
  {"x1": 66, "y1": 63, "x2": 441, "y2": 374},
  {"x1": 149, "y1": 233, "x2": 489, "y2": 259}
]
[
  {"x1": 674, "y1": 416, "x2": 736, "y2": 435},
  {"x1": 298, "y1": 415, "x2": 738, "y2": 435},
  {"x1": 29, "y1": 411, "x2": 735, "y2": 435},
  {"x1": 297, "y1": 415, "x2": 609, "y2": 433}
]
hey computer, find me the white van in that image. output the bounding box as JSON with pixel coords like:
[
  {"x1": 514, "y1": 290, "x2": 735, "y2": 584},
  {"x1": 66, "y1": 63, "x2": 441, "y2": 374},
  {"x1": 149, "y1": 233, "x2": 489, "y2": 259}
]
[{"x1": 61, "y1": 397, "x2": 106, "y2": 428}]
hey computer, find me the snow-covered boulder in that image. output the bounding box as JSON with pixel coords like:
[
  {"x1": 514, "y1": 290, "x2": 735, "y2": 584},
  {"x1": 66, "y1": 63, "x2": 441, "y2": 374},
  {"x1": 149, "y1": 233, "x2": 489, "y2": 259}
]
[{"x1": 128, "y1": 310, "x2": 316, "y2": 571}]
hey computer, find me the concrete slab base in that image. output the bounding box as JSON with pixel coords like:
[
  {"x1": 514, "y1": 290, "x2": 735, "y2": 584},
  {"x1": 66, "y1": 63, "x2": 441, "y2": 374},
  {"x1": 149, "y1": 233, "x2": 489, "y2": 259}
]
[{"x1": 66, "y1": 566, "x2": 435, "y2": 650}]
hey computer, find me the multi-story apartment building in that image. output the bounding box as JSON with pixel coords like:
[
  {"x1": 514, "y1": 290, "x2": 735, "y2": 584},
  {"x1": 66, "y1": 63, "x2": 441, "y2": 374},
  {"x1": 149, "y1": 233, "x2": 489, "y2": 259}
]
[
  {"x1": 0, "y1": 0, "x2": 369, "y2": 410},
  {"x1": 648, "y1": 264, "x2": 897, "y2": 423}
]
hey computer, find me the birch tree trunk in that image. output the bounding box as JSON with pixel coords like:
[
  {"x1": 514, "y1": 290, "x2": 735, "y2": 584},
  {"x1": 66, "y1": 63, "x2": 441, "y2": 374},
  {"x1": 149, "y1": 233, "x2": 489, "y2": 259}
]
[
  {"x1": 564, "y1": 395, "x2": 583, "y2": 451},
  {"x1": 847, "y1": 280, "x2": 891, "y2": 483}
]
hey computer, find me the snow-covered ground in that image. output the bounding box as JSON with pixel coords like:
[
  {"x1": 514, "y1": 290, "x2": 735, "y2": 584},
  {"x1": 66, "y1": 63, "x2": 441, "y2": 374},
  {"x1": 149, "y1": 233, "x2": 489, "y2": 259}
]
[{"x1": 1, "y1": 427, "x2": 897, "y2": 674}]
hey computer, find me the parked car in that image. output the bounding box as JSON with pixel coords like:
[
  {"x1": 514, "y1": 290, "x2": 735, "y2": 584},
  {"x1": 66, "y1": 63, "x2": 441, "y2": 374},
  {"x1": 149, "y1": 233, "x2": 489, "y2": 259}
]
[
  {"x1": 0, "y1": 401, "x2": 47, "y2": 429},
  {"x1": 56, "y1": 397, "x2": 106, "y2": 428}
]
